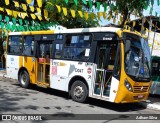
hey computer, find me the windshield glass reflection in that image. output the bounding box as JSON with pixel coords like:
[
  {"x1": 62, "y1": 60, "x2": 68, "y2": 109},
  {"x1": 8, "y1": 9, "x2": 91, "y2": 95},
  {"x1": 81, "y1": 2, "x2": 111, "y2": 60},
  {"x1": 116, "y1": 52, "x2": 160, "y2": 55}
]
[{"x1": 125, "y1": 34, "x2": 151, "y2": 81}]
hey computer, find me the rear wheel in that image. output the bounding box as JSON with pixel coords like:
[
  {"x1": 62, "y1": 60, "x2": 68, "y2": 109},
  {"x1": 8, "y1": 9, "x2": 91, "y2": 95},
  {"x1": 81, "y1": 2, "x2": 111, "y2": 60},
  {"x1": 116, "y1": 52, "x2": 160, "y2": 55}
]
[
  {"x1": 70, "y1": 80, "x2": 88, "y2": 103},
  {"x1": 19, "y1": 70, "x2": 30, "y2": 88}
]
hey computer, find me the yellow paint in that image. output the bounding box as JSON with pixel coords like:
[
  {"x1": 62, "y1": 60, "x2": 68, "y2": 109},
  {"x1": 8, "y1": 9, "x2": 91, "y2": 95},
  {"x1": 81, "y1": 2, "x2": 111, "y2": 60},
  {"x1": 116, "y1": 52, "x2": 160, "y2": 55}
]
[
  {"x1": 21, "y1": 30, "x2": 54, "y2": 35},
  {"x1": 60, "y1": 62, "x2": 66, "y2": 66},
  {"x1": 37, "y1": 82, "x2": 49, "y2": 88},
  {"x1": 19, "y1": 56, "x2": 37, "y2": 84},
  {"x1": 116, "y1": 29, "x2": 122, "y2": 38},
  {"x1": 114, "y1": 41, "x2": 152, "y2": 103}
]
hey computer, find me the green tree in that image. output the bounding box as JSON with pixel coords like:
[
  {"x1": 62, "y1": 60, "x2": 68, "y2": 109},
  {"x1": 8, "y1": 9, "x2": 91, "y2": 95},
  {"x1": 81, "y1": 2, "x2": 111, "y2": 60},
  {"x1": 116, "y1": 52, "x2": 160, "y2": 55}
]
[
  {"x1": 95, "y1": 0, "x2": 150, "y2": 27},
  {"x1": 45, "y1": 0, "x2": 99, "y2": 28}
]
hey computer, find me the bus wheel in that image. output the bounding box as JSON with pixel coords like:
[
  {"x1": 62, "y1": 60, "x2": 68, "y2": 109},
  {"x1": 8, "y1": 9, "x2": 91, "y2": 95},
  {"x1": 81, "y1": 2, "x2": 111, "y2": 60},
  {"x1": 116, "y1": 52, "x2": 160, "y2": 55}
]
[
  {"x1": 19, "y1": 70, "x2": 30, "y2": 88},
  {"x1": 71, "y1": 80, "x2": 88, "y2": 103}
]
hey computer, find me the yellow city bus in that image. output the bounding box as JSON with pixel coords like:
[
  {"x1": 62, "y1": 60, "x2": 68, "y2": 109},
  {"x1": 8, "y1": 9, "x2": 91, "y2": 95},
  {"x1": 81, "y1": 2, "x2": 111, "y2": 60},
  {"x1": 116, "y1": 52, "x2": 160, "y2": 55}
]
[{"x1": 6, "y1": 27, "x2": 152, "y2": 103}]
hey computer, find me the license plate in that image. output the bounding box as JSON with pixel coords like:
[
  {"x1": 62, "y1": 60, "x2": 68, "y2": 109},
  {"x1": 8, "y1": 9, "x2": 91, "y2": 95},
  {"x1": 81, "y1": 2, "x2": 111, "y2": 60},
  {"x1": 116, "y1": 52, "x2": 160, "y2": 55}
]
[{"x1": 138, "y1": 94, "x2": 144, "y2": 98}]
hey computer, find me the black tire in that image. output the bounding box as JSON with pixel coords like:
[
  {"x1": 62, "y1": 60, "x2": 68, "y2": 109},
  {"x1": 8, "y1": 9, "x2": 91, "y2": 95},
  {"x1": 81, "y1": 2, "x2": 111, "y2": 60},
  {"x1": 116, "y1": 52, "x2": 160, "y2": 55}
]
[
  {"x1": 18, "y1": 70, "x2": 30, "y2": 88},
  {"x1": 70, "y1": 80, "x2": 88, "y2": 103}
]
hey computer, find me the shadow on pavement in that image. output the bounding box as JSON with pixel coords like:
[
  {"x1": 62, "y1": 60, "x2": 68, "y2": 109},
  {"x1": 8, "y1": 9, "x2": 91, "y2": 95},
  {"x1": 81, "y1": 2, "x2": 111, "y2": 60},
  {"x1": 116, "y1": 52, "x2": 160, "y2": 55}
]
[
  {"x1": 87, "y1": 98, "x2": 146, "y2": 112},
  {"x1": 1, "y1": 77, "x2": 147, "y2": 113},
  {"x1": 148, "y1": 94, "x2": 160, "y2": 104},
  {"x1": 14, "y1": 83, "x2": 146, "y2": 112}
]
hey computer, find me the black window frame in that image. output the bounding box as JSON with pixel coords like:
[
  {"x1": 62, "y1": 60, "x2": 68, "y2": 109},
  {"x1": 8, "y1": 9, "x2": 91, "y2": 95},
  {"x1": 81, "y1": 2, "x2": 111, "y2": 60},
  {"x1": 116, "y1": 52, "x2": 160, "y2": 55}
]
[
  {"x1": 61, "y1": 33, "x2": 92, "y2": 61},
  {"x1": 22, "y1": 35, "x2": 35, "y2": 57},
  {"x1": 7, "y1": 35, "x2": 23, "y2": 56}
]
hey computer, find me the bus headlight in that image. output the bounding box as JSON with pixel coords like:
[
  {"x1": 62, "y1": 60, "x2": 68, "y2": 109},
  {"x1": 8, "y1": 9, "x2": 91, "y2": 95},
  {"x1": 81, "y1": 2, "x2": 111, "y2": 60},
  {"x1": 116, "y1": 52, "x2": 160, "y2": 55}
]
[{"x1": 124, "y1": 79, "x2": 133, "y2": 92}]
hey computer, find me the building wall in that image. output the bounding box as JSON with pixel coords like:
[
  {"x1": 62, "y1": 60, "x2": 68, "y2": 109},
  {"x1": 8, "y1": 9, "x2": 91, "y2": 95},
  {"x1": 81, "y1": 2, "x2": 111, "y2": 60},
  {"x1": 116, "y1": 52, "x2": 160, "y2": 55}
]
[{"x1": 145, "y1": 31, "x2": 160, "y2": 56}]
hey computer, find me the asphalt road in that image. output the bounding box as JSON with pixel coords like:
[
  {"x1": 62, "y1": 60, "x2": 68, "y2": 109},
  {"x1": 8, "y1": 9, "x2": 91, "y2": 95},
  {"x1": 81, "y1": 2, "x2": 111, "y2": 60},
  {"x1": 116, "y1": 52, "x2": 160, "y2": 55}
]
[{"x1": 0, "y1": 77, "x2": 159, "y2": 123}]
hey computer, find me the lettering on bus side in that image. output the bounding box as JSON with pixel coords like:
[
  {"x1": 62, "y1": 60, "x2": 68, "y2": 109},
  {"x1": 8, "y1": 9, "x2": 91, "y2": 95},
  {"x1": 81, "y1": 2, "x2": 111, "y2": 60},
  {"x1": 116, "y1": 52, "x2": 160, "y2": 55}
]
[
  {"x1": 53, "y1": 62, "x2": 60, "y2": 66},
  {"x1": 52, "y1": 62, "x2": 66, "y2": 66},
  {"x1": 75, "y1": 68, "x2": 84, "y2": 73},
  {"x1": 103, "y1": 37, "x2": 112, "y2": 40}
]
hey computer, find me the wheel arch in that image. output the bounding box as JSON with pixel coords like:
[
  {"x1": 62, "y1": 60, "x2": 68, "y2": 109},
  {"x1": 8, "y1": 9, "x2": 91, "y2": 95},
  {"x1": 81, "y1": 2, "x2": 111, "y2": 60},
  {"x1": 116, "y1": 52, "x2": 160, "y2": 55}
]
[
  {"x1": 68, "y1": 75, "x2": 89, "y2": 93},
  {"x1": 18, "y1": 67, "x2": 29, "y2": 78}
]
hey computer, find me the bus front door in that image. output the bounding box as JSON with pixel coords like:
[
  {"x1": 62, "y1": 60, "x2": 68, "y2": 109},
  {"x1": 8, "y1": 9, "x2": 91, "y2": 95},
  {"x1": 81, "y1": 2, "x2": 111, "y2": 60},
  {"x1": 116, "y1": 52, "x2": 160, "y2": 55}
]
[
  {"x1": 37, "y1": 41, "x2": 52, "y2": 86},
  {"x1": 93, "y1": 43, "x2": 116, "y2": 97}
]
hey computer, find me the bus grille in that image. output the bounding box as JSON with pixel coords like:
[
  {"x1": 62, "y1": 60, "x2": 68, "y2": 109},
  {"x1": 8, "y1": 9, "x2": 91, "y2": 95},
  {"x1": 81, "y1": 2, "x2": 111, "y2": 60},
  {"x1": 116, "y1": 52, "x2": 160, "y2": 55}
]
[{"x1": 133, "y1": 86, "x2": 149, "y2": 93}]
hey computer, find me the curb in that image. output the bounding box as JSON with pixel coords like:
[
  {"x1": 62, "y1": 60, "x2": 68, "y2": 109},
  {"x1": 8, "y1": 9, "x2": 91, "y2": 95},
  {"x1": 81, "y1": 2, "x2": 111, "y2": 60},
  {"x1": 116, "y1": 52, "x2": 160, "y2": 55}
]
[{"x1": 147, "y1": 104, "x2": 160, "y2": 110}]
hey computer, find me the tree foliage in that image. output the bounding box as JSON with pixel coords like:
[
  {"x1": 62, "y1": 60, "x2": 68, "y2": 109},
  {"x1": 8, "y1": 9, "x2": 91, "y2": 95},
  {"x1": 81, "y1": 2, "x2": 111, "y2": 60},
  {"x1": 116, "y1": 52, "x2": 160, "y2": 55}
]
[
  {"x1": 45, "y1": 0, "x2": 99, "y2": 28},
  {"x1": 95, "y1": 0, "x2": 150, "y2": 27},
  {"x1": 45, "y1": 0, "x2": 150, "y2": 28}
]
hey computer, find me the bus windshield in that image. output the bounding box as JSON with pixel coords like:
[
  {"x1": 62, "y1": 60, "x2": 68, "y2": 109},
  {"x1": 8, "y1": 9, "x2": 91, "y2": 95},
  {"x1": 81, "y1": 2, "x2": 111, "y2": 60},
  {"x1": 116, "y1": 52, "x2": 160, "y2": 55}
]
[{"x1": 125, "y1": 34, "x2": 151, "y2": 81}]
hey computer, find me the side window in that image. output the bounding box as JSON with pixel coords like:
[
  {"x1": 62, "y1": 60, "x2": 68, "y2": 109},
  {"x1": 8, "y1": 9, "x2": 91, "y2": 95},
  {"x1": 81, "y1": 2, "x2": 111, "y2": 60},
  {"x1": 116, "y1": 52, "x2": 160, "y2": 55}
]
[
  {"x1": 39, "y1": 44, "x2": 45, "y2": 58},
  {"x1": 38, "y1": 43, "x2": 52, "y2": 59},
  {"x1": 107, "y1": 44, "x2": 117, "y2": 70},
  {"x1": 23, "y1": 36, "x2": 34, "y2": 56},
  {"x1": 113, "y1": 45, "x2": 121, "y2": 77},
  {"x1": 63, "y1": 35, "x2": 91, "y2": 60},
  {"x1": 53, "y1": 44, "x2": 63, "y2": 58},
  {"x1": 8, "y1": 36, "x2": 22, "y2": 54},
  {"x1": 45, "y1": 43, "x2": 52, "y2": 59}
]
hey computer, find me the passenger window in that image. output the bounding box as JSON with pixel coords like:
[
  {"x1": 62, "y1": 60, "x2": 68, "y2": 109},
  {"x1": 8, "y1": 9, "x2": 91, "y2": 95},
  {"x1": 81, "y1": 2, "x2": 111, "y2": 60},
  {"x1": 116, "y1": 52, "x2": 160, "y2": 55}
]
[
  {"x1": 39, "y1": 44, "x2": 45, "y2": 58},
  {"x1": 54, "y1": 44, "x2": 63, "y2": 58},
  {"x1": 114, "y1": 46, "x2": 120, "y2": 76},
  {"x1": 38, "y1": 43, "x2": 52, "y2": 60},
  {"x1": 105, "y1": 44, "x2": 117, "y2": 71},
  {"x1": 8, "y1": 36, "x2": 22, "y2": 54},
  {"x1": 62, "y1": 35, "x2": 91, "y2": 60},
  {"x1": 23, "y1": 36, "x2": 34, "y2": 56},
  {"x1": 45, "y1": 43, "x2": 52, "y2": 59}
]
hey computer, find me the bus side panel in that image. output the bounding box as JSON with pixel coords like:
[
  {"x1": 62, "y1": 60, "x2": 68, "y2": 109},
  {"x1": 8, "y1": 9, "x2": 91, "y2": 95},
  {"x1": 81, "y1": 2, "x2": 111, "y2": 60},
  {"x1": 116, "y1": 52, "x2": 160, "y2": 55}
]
[
  {"x1": 6, "y1": 55, "x2": 19, "y2": 79},
  {"x1": 19, "y1": 56, "x2": 37, "y2": 84},
  {"x1": 109, "y1": 77, "x2": 120, "y2": 102},
  {"x1": 50, "y1": 60, "x2": 70, "y2": 91},
  {"x1": 66, "y1": 61, "x2": 93, "y2": 93},
  {"x1": 50, "y1": 60, "x2": 93, "y2": 92}
]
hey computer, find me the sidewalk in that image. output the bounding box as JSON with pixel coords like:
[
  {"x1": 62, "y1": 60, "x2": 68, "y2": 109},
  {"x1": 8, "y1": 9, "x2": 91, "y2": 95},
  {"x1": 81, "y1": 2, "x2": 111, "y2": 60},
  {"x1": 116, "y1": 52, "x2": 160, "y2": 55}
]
[
  {"x1": 140, "y1": 95, "x2": 160, "y2": 111},
  {"x1": 0, "y1": 69, "x2": 160, "y2": 111},
  {"x1": 0, "y1": 69, "x2": 7, "y2": 77}
]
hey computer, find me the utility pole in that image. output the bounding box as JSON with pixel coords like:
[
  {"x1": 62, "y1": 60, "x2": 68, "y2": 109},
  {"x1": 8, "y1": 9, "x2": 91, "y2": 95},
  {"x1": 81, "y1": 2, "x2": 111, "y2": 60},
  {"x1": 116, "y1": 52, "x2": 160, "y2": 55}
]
[
  {"x1": 141, "y1": 17, "x2": 145, "y2": 35},
  {"x1": 151, "y1": 21, "x2": 157, "y2": 56}
]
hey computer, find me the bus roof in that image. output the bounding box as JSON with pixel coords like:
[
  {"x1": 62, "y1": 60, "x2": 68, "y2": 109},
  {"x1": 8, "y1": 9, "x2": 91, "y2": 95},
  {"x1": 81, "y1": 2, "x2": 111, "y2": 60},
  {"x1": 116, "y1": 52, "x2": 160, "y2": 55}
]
[
  {"x1": 8, "y1": 27, "x2": 145, "y2": 39},
  {"x1": 54, "y1": 27, "x2": 121, "y2": 33},
  {"x1": 8, "y1": 27, "x2": 121, "y2": 35},
  {"x1": 8, "y1": 30, "x2": 55, "y2": 35}
]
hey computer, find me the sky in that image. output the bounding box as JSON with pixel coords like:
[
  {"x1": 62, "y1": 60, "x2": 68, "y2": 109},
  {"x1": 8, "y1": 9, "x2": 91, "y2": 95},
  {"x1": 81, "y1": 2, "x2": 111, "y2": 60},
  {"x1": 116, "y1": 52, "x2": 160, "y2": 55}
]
[{"x1": 100, "y1": 1, "x2": 160, "y2": 26}]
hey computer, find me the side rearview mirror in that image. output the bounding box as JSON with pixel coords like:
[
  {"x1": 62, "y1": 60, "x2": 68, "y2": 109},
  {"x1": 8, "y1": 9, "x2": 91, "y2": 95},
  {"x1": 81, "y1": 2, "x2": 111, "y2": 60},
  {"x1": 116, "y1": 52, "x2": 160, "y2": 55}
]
[{"x1": 125, "y1": 40, "x2": 131, "y2": 53}]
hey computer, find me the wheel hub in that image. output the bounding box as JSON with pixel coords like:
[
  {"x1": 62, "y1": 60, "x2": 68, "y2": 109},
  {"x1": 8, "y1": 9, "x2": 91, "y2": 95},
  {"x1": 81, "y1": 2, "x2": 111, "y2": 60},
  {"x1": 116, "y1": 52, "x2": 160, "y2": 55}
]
[
  {"x1": 74, "y1": 86, "x2": 84, "y2": 98},
  {"x1": 21, "y1": 73, "x2": 27, "y2": 85}
]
